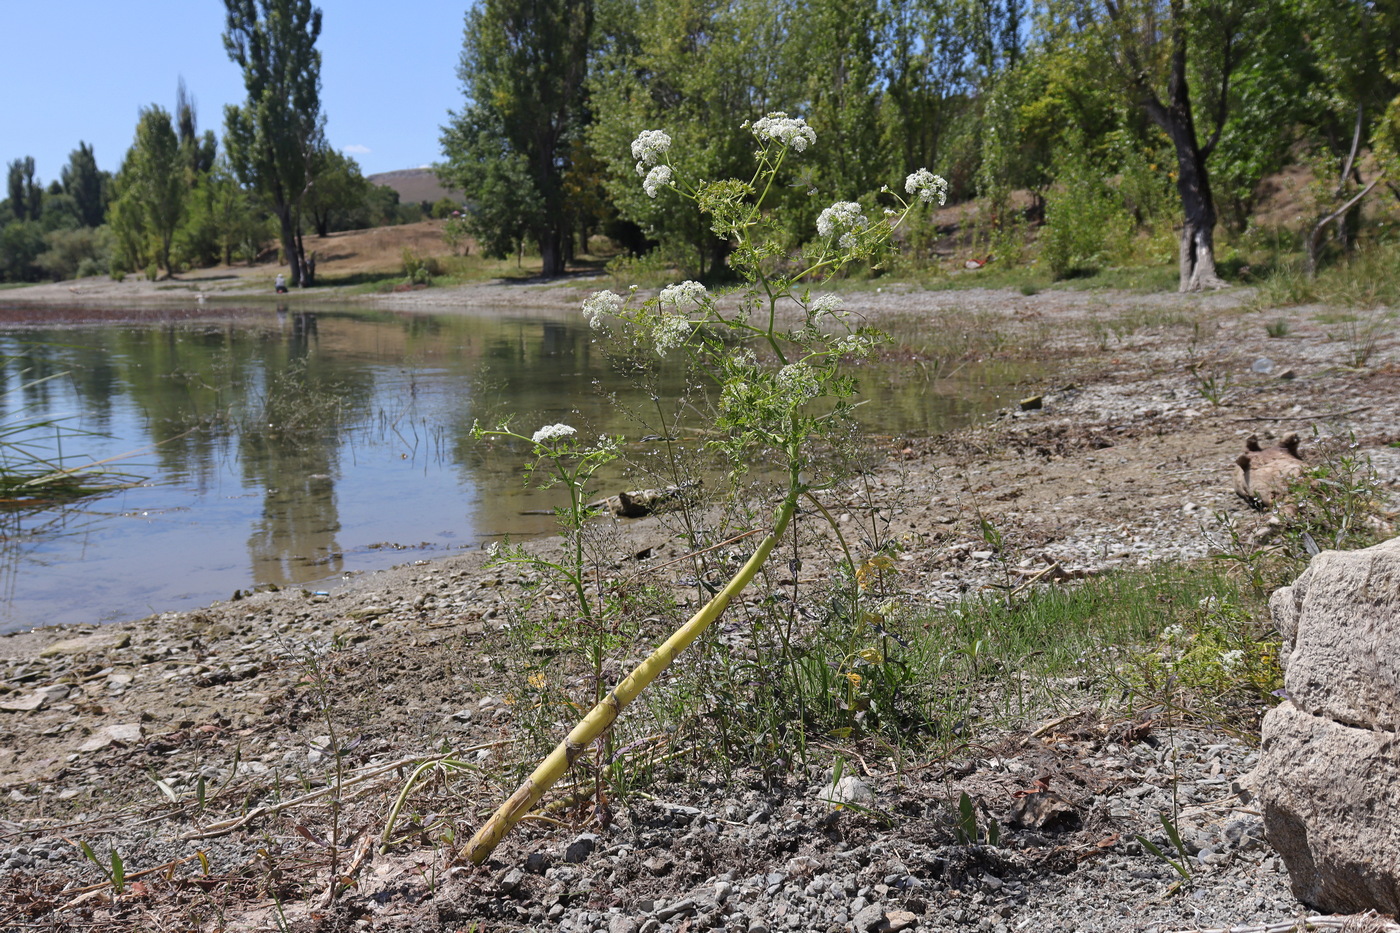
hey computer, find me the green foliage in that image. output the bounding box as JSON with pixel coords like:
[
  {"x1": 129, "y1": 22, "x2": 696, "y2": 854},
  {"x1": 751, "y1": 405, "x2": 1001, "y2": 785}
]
[
  {"x1": 35, "y1": 226, "x2": 112, "y2": 281},
  {"x1": 1124, "y1": 594, "x2": 1283, "y2": 733},
  {"x1": 112, "y1": 106, "x2": 186, "y2": 277},
  {"x1": 954, "y1": 791, "x2": 1001, "y2": 846},
  {"x1": 399, "y1": 249, "x2": 441, "y2": 286},
  {"x1": 440, "y1": 0, "x2": 591, "y2": 276},
  {"x1": 438, "y1": 116, "x2": 541, "y2": 262},
  {"x1": 586, "y1": 0, "x2": 792, "y2": 277},
  {"x1": 1040, "y1": 139, "x2": 1128, "y2": 279},
  {"x1": 304, "y1": 149, "x2": 375, "y2": 236},
  {"x1": 222, "y1": 0, "x2": 326, "y2": 286},
  {"x1": 0, "y1": 220, "x2": 45, "y2": 283},
  {"x1": 6, "y1": 157, "x2": 43, "y2": 222},
  {"x1": 1284, "y1": 431, "x2": 1390, "y2": 555},
  {"x1": 1138, "y1": 813, "x2": 1194, "y2": 888}
]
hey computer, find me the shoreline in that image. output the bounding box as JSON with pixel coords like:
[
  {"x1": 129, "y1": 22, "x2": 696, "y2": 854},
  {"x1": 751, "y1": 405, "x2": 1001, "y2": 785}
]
[{"x1": 1, "y1": 279, "x2": 1397, "y2": 931}]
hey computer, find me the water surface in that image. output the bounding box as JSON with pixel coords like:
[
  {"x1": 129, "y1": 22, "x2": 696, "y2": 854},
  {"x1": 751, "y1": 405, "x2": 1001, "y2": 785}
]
[{"x1": 0, "y1": 303, "x2": 1021, "y2": 632}]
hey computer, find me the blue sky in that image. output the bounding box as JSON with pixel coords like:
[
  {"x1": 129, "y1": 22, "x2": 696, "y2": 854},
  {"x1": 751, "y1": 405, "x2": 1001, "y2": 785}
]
[{"x1": 1, "y1": 1, "x2": 470, "y2": 184}]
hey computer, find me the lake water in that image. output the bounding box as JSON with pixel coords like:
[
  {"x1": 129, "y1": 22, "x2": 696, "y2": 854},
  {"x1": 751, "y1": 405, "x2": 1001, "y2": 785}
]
[{"x1": 0, "y1": 303, "x2": 1022, "y2": 633}]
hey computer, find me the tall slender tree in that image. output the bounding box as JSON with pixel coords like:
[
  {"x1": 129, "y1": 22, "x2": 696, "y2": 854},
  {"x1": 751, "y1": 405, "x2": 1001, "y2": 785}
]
[
  {"x1": 222, "y1": 0, "x2": 325, "y2": 286},
  {"x1": 440, "y1": 0, "x2": 592, "y2": 276},
  {"x1": 116, "y1": 106, "x2": 186, "y2": 277},
  {"x1": 6, "y1": 158, "x2": 42, "y2": 222},
  {"x1": 61, "y1": 142, "x2": 107, "y2": 228}
]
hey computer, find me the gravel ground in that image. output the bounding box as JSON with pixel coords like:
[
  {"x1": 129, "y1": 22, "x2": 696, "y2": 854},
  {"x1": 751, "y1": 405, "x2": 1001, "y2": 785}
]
[{"x1": 1, "y1": 281, "x2": 1397, "y2": 932}]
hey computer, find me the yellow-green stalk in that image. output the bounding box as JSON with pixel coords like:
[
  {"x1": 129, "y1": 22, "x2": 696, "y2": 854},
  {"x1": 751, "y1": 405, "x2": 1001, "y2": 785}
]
[{"x1": 460, "y1": 491, "x2": 799, "y2": 865}]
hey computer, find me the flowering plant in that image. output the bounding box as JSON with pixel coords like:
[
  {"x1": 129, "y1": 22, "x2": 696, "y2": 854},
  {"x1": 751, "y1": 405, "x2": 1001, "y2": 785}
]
[
  {"x1": 463, "y1": 113, "x2": 944, "y2": 863},
  {"x1": 586, "y1": 111, "x2": 944, "y2": 493}
]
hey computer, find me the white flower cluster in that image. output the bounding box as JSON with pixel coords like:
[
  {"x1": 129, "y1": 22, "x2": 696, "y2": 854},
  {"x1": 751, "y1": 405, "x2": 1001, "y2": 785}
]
[
  {"x1": 816, "y1": 201, "x2": 868, "y2": 249},
  {"x1": 1219, "y1": 649, "x2": 1245, "y2": 672},
  {"x1": 658, "y1": 280, "x2": 709, "y2": 308},
  {"x1": 904, "y1": 168, "x2": 948, "y2": 205},
  {"x1": 643, "y1": 164, "x2": 674, "y2": 198},
  {"x1": 582, "y1": 289, "x2": 624, "y2": 329},
  {"x1": 632, "y1": 130, "x2": 671, "y2": 175},
  {"x1": 775, "y1": 361, "x2": 821, "y2": 403},
  {"x1": 531, "y1": 423, "x2": 577, "y2": 445},
  {"x1": 750, "y1": 112, "x2": 816, "y2": 152},
  {"x1": 811, "y1": 293, "x2": 846, "y2": 321},
  {"x1": 833, "y1": 333, "x2": 876, "y2": 356},
  {"x1": 651, "y1": 313, "x2": 692, "y2": 353}
]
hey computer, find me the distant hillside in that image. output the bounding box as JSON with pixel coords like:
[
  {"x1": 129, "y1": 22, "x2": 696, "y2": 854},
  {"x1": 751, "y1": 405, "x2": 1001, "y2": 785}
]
[{"x1": 368, "y1": 168, "x2": 460, "y2": 207}]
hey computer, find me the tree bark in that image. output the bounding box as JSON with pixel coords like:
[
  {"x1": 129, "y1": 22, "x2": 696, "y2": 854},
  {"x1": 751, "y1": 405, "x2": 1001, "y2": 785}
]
[
  {"x1": 538, "y1": 228, "x2": 565, "y2": 277},
  {"x1": 1106, "y1": 0, "x2": 1231, "y2": 292}
]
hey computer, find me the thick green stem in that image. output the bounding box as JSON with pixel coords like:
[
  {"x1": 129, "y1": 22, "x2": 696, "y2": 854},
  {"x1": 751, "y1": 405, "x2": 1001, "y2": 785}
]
[{"x1": 460, "y1": 489, "x2": 801, "y2": 865}]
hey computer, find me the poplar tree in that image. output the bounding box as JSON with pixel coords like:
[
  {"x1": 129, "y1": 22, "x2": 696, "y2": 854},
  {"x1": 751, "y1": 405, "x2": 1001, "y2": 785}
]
[
  {"x1": 61, "y1": 143, "x2": 107, "y2": 228},
  {"x1": 440, "y1": 0, "x2": 592, "y2": 276},
  {"x1": 221, "y1": 0, "x2": 325, "y2": 286},
  {"x1": 114, "y1": 106, "x2": 185, "y2": 277}
]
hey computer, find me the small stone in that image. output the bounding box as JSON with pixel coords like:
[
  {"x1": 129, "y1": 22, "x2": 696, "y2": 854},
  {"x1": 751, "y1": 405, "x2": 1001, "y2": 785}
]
[
  {"x1": 77, "y1": 723, "x2": 144, "y2": 751},
  {"x1": 41, "y1": 630, "x2": 131, "y2": 657},
  {"x1": 564, "y1": 832, "x2": 599, "y2": 864},
  {"x1": 0, "y1": 693, "x2": 47, "y2": 712},
  {"x1": 853, "y1": 903, "x2": 885, "y2": 932},
  {"x1": 609, "y1": 916, "x2": 640, "y2": 933},
  {"x1": 498, "y1": 867, "x2": 525, "y2": 895},
  {"x1": 884, "y1": 910, "x2": 918, "y2": 933}
]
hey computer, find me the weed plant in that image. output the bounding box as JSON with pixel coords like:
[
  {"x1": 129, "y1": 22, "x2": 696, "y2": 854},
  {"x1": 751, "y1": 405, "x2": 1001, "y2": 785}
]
[
  {"x1": 459, "y1": 116, "x2": 951, "y2": 861},
  {"x1": 0, "y1": 355, "x2": 143, "y2": 501}
]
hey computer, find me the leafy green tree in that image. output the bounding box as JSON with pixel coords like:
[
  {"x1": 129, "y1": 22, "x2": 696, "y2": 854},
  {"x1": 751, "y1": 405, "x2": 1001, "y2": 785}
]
[
  {"x1": 6, "y1": 157, "x2": 43, "y2": 222},
  {"x1": 587, "y1": 0, "x2": 792, "y2": 275},
  {"x1": 61, "y1": 142, "x2": 108, "y2": 227},
  {"x1": 441, "y1": 109, "x2": 542, "y2": 261},
  {"x1": 1290, "y1": 0, "x2": 1400, "y2": 272},
  {"x1": 1093, "y1": 0, "x2": 1257, "y2": 291},
  {"x1": 877, "y1": 0, "x2": 979, "y2": 196},
  {"x1": 0, "y1": 220, "x2": 44, "y2": 282},
  {"x1": 118, "y1": 106, "x2": 186, "y2": 276},
  {"x1": 176, "y1": 77, "x2": 219, "y2": 181},
  {"x1": 222, "y1": 0, "x2": 326, "y2": 286},
  {"x1": 208, "y1": 158, "x2": 271, "y2": 265},
  {"x1": 440, "y1": 0, "x2": 592, "y2": 276},
  {"x1": 303, "y1": 148, "x2": 371, "y2": 236},
  {"x1": 787, "y1": 0, "x2": 889, "y2": 220},
  {"x1": 36, "y1": 226, "x2": 112, "y2": 280}
]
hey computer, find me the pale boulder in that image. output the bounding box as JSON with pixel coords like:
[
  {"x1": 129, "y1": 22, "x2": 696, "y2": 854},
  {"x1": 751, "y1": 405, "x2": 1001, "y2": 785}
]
[{"x1": 1255, "y1": 536, "x2": 1400, "y2": 915}]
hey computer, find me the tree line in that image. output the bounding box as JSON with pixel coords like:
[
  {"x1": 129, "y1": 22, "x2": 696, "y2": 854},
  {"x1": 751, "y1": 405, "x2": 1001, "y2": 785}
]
[
  {"x1": 5, "y1": 0, "x2": 1398, "y2": 293},
  {"x1": 441, "y1": 0, "x2": 1400, "y2": 291},
  {"x1": 0, "y1": 0, "x2": 442, "y2": 288}
]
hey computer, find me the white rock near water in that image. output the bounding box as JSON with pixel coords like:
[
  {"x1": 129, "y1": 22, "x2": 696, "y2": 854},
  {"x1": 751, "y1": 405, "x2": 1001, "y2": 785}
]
[{"x1": 1255, "y1": 536, "x2": 1400, "y2": 915}]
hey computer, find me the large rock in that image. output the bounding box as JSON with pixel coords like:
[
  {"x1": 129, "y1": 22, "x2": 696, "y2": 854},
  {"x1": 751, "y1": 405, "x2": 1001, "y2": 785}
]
[{"x1": 1255, "y1": 536, "x2": 1400, "y2": 915}]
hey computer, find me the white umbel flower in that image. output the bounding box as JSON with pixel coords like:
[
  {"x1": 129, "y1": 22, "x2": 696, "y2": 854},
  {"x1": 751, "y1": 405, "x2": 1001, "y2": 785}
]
[
  {"x1": 632, "y1": 130, "x2": 672, "y2": 174},
  {"x1": 817, "y1": 201, "x2": 868, "y2": 248},
  {"x1": 811, "y1": 293, "x2": 845, "y2": 320},
  {"x1": 531, "y1": 423, "x2": 577, "y2": 444},
  {"x1": 904, "y1": 168, "x2": 949, "y2": 205},
  {"x1": 658, "y1": 280, "x2": 709, "y2": 308},
  {"x1": 582, "y1": 289, "x2": 624, "y2": 329},
  {"x1": 750, "y1": 112, "x2": 816, "y2": 152},
  {"x1": 643, "y1": 164, "x2": 673, "y2": 198}
]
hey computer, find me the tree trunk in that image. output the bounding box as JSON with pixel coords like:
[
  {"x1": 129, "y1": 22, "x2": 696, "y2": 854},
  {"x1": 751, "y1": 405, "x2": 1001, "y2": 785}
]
[
  {"x1": 1151, "y1": 88, "x2": 1227, "y2": 292},
  {"x1": 278, "y1": 208, "x2": 303, "y2": 287},
  {"x1": 539, "y1": 229, "x2": 565, "y2": 277}
]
